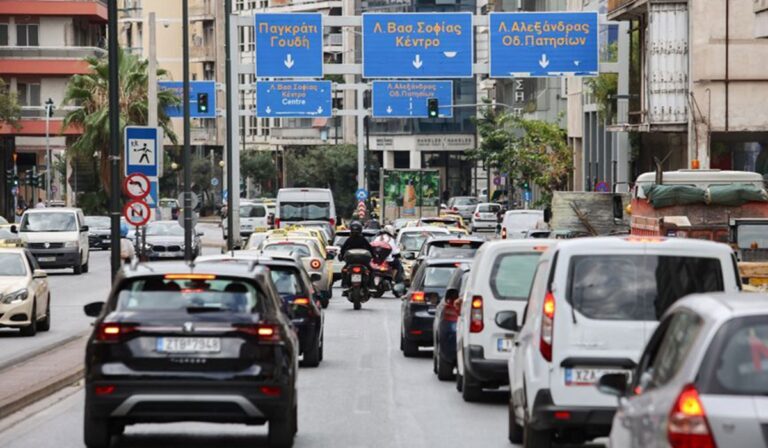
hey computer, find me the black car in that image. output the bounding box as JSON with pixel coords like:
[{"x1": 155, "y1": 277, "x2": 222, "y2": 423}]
[
  {"x1": 198, "y1": 252, "x2": 325, "y2": 367},
  {"x1": 433, "y1": 264, "x2": 471, "y2": 381},
  {"x1": 82, "y1": 262, "x2": 299, "y2": 448},
  {"x1": 410, "y1": 236, "x2": 484, "y2": 279},
  {"x1": 401, "y1": 258, "x2": 467, "y2": 357},
  {"x1": 85, "y1": 216, "x2": 111, "y2": 250}
]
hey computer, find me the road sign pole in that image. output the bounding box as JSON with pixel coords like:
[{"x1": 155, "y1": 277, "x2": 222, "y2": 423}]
[
  {"x1": 228, "y1": 11, "x2": 241, "y2": 249},
  {"x1": 108, "y1": 0, "x2": 121, "y2": 281},
  {"x1": 356, "y1": 86, "x2": 365, "y2": 191},
  {"x1": 182, "y1": 0, "x2": 193, "y2": 263}
]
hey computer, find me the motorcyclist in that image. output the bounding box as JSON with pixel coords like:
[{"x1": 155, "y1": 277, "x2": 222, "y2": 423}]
[
  {"x1": 373, "y1": 225, "x2": 403, "y2": 284},
  {"x1": 338, "y1": 221, "x2": 372, "y2": 260}
]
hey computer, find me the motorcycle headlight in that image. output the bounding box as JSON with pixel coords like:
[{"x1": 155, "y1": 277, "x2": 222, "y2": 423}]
[
  {"x1": 1, "y1": 289, "x2": 29, "y2": 305},
  {"x1": 63, "y1": 241, "x2": 79, "y2": 248}
]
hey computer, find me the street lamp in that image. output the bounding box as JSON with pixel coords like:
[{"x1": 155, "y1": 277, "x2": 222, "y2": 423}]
[
  {"x1": 44, "y1": 98, "x2": 54, "y2": 202},
  {"x1": 171, "y1": 162, "x2": 180, "y2": 196}
]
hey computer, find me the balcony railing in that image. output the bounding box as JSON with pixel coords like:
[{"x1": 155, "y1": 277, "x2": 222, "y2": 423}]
[{"x1": 0, "y1": 46, "x2": 107, "y2": 59}]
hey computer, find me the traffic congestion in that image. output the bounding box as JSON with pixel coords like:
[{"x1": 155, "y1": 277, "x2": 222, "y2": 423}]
[{"x1": 1, "y1": 168, "x2": 768, "y2": 448}]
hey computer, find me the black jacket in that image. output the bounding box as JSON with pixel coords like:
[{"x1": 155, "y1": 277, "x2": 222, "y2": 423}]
[{"x1": 339, "y1": 235, "x2": 373, "y2": 261}]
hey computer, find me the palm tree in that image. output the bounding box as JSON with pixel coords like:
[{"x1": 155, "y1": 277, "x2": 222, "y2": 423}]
[{"x1": 62, "y1": 47, "x2": 180, "y2": 193}]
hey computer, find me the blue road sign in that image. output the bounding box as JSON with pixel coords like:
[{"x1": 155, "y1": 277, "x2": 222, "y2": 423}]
[
  {"x1": 147, "y1": 180, "x2": 159, "y2": 208},
  {"x1": 124, "y1": 126, "x2": 162, "y2": 177},
  {"x1": 159, "y1": 81, "x2": 217, "y2": 119},
  {"x1": 211, "y1": 177, "x2": 220, "y2": 187},
  {"x1": 254, "y1": 13, "x2": 323, "y2": 78},
  {"x1": 489, "y1": 12, "x2": 599, "y2": 78},
  {"x1": 356, "y1": 188, "x2": 368, "y2": 201},
  {"x1": 256, "y1": 81, "x2": 332, "y2": 118},
  {"x1": 362, "y1": 13, "x2": 473, "y2": 78},
  {"x1": 372, "y1": 81, "x2": 453, "y2": 118},
  {"x1": 524, "y1": 190, "x2": 532, "y2": 202}
]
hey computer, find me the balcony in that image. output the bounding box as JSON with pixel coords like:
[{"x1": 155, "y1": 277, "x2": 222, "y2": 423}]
[
  {"x1": 0, "y1": 0, "x2": 108, "y2": 22},
  {"x1": 267, "y1": 0, "x2": 343, "y2": 13},
  {"x1": 607, "y1": 0, "x2": 649, "y2": 20},
  {"x1": 189, "y1": 0, "x2": 215, "y2": 21},
  {"x1": 190, "y1": 44, "x2": 215, "y2": 62},
  {"x1": 0, "y1": 46, "x2": 106, "y2": 60}
]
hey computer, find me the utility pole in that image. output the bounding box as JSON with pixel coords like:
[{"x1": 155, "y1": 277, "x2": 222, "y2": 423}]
[
  {"x1": 148, "y1": 13, "x2": 158, "y2": 129},
  {"x1": 182, "y1": 0, "x2": 193, "y2": 262},
  {"x1": 108, "y1": 0, "x2": 121, "y2": 280},
  {"x1": 44, "y1": 98, "x2": 54, "y2": 202},
  {"x1": 224, "y1": 0, "x2": 235, "y2": 250}
]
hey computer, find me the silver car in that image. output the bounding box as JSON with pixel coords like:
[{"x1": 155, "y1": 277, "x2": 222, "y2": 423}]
[
  {"x1": 598, "y1": 292, "x2": 768, "y2": 448},
  {"x1": 446, "y1": 196, "x2": 479, "y2": 220}
]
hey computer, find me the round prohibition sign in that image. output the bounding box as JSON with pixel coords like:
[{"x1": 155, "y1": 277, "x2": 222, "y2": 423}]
[
  {"x1": 123, "y1": 173, "x2": 151, "y2": 200},
  {"x1": 123, "y1": 200, "x2": 151, "y2": 227}
]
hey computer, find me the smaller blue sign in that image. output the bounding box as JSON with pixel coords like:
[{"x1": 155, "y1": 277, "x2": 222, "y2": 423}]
[
  {"x1": 147, "y1": 180, "x2": 159, "y2": 209},
  {"x1": 211, "y1": 177, "x2": 220, "y2": 187},
  {"x1": 372, "y1": 81, "x2": 453, "y2": 118},
  {"x1": 524, "y1": 190, "x2": 532, "y2": 202},
  {"x1": 159, "y1": 81, "x2": 217, "y2": 119},
  {"x1": 255, "y1": 13, "x2": 323, "y2": 78},
  {"x1": 256, "y1": 81, "x2": 332, "y2": 118},
  {"x1": 489, "y1": 12, "x2": 599, "y2": 78},
  {"x1": 356, "y1": 189, "x2": 369, "y2": 201},
  {"x1": 124, "y1": 126, "x2": 161, "y2": 177}
]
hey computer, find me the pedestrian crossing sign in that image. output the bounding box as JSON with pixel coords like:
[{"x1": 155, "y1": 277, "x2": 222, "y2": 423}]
[{"x1": 124, "y1": 126, "x2": 162, "y2": 177}]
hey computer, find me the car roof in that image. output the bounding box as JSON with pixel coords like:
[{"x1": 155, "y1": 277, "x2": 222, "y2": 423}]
[
  {"x1": 120, "y1": 261, "x2": 271, "y2": 280},
  {"x1": 669, "y1": 293, "x2": 768, "y2": 320},
  {"x1": 195, "y1": 253, "x2": 302, "y2": 269},
  {"x1": 480, "y1": 239, "x2": 558, "y2": 251},
  {"x1": 552, "y1": 236, "x2": 733, "y2": 254},
  {"x1": 423, "y1": 257, "x2": 475, "y2": 267},
  {"x1": 399, "y1": 226, "x2": 450, "y2": 233},
  {"x1": 505, "y1": 209, "x2": 543, "y2": 216},
  {"x1": 425, "y1": 235, "x2": 485, "y2": 243},
  {"x1": 24, "y1": 207, "x2": 81, "y2": 213}
]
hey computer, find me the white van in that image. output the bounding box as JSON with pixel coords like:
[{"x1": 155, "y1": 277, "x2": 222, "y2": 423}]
[
  {"x1": 223, "y1": 201, "x2": 269, "y2": 240},
  {"x1": 17, "y1": 208, "x2": 90, "y2": 275},
  {"x1": 500, "y1": 210, "x2": 546, "y2": 239},
  {"x1": 275, "y1": 188, "x2": 336, "y2": 230},
  {"x1": 507, "y1": 237, "x2": 741, "y2": 447}
]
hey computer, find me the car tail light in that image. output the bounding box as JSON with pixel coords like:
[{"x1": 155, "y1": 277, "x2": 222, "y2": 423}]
[
  {"x1": 540, "y1": 291, "x2": 555, "y2": 361},
  {"x1": 96, "y1": 323, "x2": 136, "y2": 342},
  {"x1": 274, "y1": 218, "x2": 280, "y2": 228},
  {"x1": 443, "y1": 300, "x2": 460, "y2": 322},
  {"x1": 94, "y1": 385, "x2": 116, "y2": 396},
  {"x1": 351, "y1": 266, "x2": 362, "y2": 274},
  {"x1": 475, "y1": 212, "x2": 480, "y2": 218},
  {"x1": 411, "y1": 291, "x2": 425, "y2": 303},
  {"x1": 235, "y1": 323, "x2": 282, "y2": 343},
  {"x1": 469, "y1": 295, "x2": 484, "y2": 333},
  {"x1": 293, "y1": 297, "x2": 310, "y2": 306},
  {"x1": 310, "y1": 259, "x2": 322, "y2": 270},
  {"x1": 501, "y1": 227, "x2": 507, "y2": 239},
  {"x1": 329, "y1": 218, "x2": 335, "y2": 227},
  {"x1": 668, "y1": 384, "x2": 716, "y2": 448},
  {"x1": 260, "y1": 386, "x2": 282, "y2": 397}
]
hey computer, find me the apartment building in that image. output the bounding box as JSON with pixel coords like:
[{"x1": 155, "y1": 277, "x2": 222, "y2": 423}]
[
  {"x1": 0, "y1": 0, "x2": 107, "y2": 216},
  {"x1": 608, "y1": 0, "x2": 768, "y2": 176}
]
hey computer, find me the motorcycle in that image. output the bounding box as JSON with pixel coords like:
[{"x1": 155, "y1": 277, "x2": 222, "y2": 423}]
[
  {"x1": 342, "y1": 249, "x2": 372, "y2": 310},
  {"x1": 369, "y1": 241, "x2": 404, "y2": 298}
]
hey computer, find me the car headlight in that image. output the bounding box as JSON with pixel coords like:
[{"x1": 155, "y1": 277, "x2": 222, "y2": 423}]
[
  {"x1": 143, "y1": 243, "x2": 153, "y2": 250},
  {"x1": 63, "y1": 241, "x2": 79, "y2": 248},
  {"x1": 1, "y1": 289, "x2": 29, "y2": 305}
]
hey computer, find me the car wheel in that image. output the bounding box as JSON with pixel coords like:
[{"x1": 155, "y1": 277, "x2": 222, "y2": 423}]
[
  {"x1": 82, "y1": 257, "x2": 89, "y2": 273},
  {"x1": 38, "y1": 295, "x2": 51, "y2": 332},
  {"x1": 508, "y1": 396, "x2": 524, "y2": 444},
  {"x1": 436, "y1": 352, "x2": 455, "y2": 381},
  {"x1": 20, "y1": 302, "x2": 37, "y2": 337},
  {"x1": 432, "y1": 341, "x2": 438, "y2": 374},
  {"x1": 456, "y1": 372, "x2": 463, "y2": 392},
  {"x1": 83, "y1": 406, "x2": 112, "y2": 448},
  {"x1": 461, "y1": 369, "x2": 483, "y2": 402},
  {"x1": 268, "y1": 404, "x2": 296, "y2": 448},
  {"x1": 300, "y1": 333, "x2": 321, "y2": 368},
  {"x1": 523, "y1": 416, "x2": 552, "y2": 448},
  {"x1": 73, "y1": 258, "x2": 83, "y2": 275},
  {"x1": 318, "y1": 332, "x2": 324, "y2": 362},
  {"x1": 402, "y1": 335, "x2": 419, "y2": 358}
]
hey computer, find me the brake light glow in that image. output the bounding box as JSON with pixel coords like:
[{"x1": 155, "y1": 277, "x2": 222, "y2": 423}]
[
  {"x1": 411, "y1": 291, "x2": 425, "y2": 303},
  {"x1": 275, "y1": 218, "x2": 281, "y2": 228},
  {"x1": 293, "y1": 297, "x2": 310, "y2": 306},
  {"x1": 469, "y1": 295, "x2": 483, "y2": 333},
  {"x1": 624, "y1": 236, "x2": 667, "y2": 243},
  {"x1": 164, "y1": 274, "x2": 216, "y2": 280},
  {"x1": 533, "y1": 246, "x2": 550, "y2": 252},
  {"x1": 329, "y1": 218, "x2": 335, "y2": 227},
  {"x1": 554, "y1": 411, "x2": 571, "y2": 420},
  {"x1": 449, "y1": 240, "x2": 470, "y2": 245},
  {"x1": 260, "y1": 386, "x2": 282, "y2": 397},
  {"x1": 94, "y1": 385, "x2": 116, "y2": 396},
  {"x1": 96, "y1": 323, "x2": 136, "y2": 342},
  {"x1": 668, "y1": 384, "x2": 716, "y2": 448},
  {"x1": 236, "y1": 323, "x2": 282, "y2": 343},
  {"x1": 309, "y1": 259, "x2": 322, "y2": 270},
  {"x1": 540, "y1": 291, "x2": 555, "y2": 361},
  {"x1": 351, "y1": 266, "x2": 362, "y2": 274}
]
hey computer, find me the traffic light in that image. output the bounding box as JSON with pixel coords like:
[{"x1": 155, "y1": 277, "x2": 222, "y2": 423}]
[
  {"x1": 427, "y1": 98, "x2": 439, "y2": 118},
  {"x1": 197, "y1": 93, "x2": 209, "y2": 114}
]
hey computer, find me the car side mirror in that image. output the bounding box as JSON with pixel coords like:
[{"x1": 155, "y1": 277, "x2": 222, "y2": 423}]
[
  {"x1": 83, "y1": 301, "x2": 105, "y2": 318},
  {"x1": 404, "y1": 252, "x2": 415, "y2": 260},
  {"x1": 196, "y1": 231, "x2": 204, "y2": 237},
  {"x1": 32, "y1": 269, "x2": 47, "y2": 279},
  {"x1": 80, "y1": 225, "x2": 89, "y2": 232},
  {"x1": 393, "y1": 283, "x2": 406, "y2": 296},
  {"x1": 495, "y1": 310, "x2": 519, "y2": 332},
  {"x1": 597, "y1": 372, "x2": 629, "y2": 397},
  {"x1": 10, "y1": 225, "x2": 17, "y2": 234},
  {"x1": 310, "y1": 273, "x2": 322, "y2": 282}
]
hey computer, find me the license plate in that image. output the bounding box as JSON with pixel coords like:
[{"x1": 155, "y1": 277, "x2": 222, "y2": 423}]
[
  {"x1": 351, "y1": 274, "x2": 362, "y2": 282},
  {"x1": 156, "y1": 337, "x2": 221, "y2": 354},
  {"x1": 159, "y1": 252, "x2": 176, "y2": 257},
  {"x1": 38, "y1": 257, "x2": 55, "y2": 262},
  {"x1": 497, "y1": 336, "x2": 514, "y2": 352},
  {"x1": 565, "y1": 368, "x2": 629, "y2": 386}
]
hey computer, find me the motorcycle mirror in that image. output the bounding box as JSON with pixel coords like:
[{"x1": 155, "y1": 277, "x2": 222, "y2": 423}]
[{"x1": 393, "y1": 283, "x2": 406, "y2": 297}]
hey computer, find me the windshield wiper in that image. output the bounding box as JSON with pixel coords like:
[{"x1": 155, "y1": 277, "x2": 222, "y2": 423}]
[{"x1": 185, "y1": 306, "x2": 225, "y2": 313}]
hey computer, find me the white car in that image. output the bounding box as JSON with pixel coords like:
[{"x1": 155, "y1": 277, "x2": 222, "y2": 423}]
[
  {"x1": 500, "y1": 210, "x2": 545, "y2": 240},
  {"x1": 0, "y1": 248, "x2": 50, "y2": 336},
  {"x1": 455, "y1": 239, "x2": 556, "y2": 402},
  {"x1": 507, "y1": 237, "x2": 742, "y2": 447},
  {"x1": 470, "y1": 203, "x2": 502, "y2": 232},
  {"x1": 17, "y1": 207, "x2": 90, "y2": 275},
  {"x1": 223, "y1": 201, "x2": 269, "y2": 241}
]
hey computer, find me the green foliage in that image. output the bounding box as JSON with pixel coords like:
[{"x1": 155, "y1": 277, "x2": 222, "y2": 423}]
[
  {"x1": 285, "y1": 144, "x2": 358, "y2": 217},
  {"x1": 585, "y1": 73, "x2": 618, "y2": 122},
  {"x1": 77, "y1": 190, "x2": 109, "y2": 215},
  {"x1": 0, "y1": 78, "x2": 21, "y2": 129},
  {"x1": 241, "y1": 150, "x2": 277, "y2": 195},
  {"x1": 62, "y1": 47, "x2": 180, "y2": 193}
]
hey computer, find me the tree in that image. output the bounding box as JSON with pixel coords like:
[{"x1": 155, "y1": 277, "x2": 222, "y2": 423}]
[
  {"x1": 285, "y1": 144, "x2": 358, "y2": 217},
  {"x1": 0, "y1": 78, "x2": 21, "y2": 129},
  {"x1": 62, "y1": 47, "x2": 180, "y2": 193},
  {"x1": 241, "y1": 150, "x2": 277, "y2": 196}
]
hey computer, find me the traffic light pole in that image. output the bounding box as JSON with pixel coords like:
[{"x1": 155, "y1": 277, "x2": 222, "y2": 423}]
[
  {"x1": 224, "y1": 0, "x2": 234, "y2": 252},
  {"x1": 181, "y1": 0, "x2": 193, "y2": 263},
  {"x1": 108, "y1": 0, "x2": 121, "y2": 281}
]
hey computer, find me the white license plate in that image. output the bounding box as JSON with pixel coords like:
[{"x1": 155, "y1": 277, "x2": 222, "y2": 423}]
[
  {"x1": 156, "y1": 337, "x2": 221, "y2": 354},
  {"x1": 497, "y1": 337, "x2": 514, "y2": 352},
  {"x1": 158, "y1": 252, "x2": 176, "y2": 257},
  {"x1": 38, "y1": 257, "x2": 55, "y2": 262},
  {"x1": 565, "y1": 368, "x2": 630, "y2": 386},
  {"x1": 351, "y1": 274, "x2": 362, "y2": 282}
]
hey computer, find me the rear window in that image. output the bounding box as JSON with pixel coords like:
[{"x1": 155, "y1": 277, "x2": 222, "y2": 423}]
[
  {"x1": 424, "y1": 266, "x2": 457, "y2": 288},
  {"x1": 700, "y1": 315, "x2": 768, "y2": 396},
  {"x1": 490, "y1": 253, "x2": 542, "y2": 300},
  {"x1": 116, "y1": 276, "x2": 262, "y2": 313},
  {"x1": 478, "y1": 204, "x2": 500, "y2": 213},
  {"x1": 427, "y1": 241, "x2": 482, "y2": 258},
  {"x1": 279, "y1": 202, "x2": 330, "y2": 221},
  {"x1": 568, "y1": 255, "x2": 725, "y2": 321},
  {"x1": 240, "y1": 204, "x2": 266, "y2": 218},
  {"x1": 400, "y1": 232, "x2": 436, "y2": 252},
  {"x1": 453, "y1": 197, "x2": 478, "y2": 206},
  {"x1": 270, "y1": 268, "x2": 305, "y2": 298},
  {"x1": 262, "y1": 243, "x2": 311, "y2": 258}
]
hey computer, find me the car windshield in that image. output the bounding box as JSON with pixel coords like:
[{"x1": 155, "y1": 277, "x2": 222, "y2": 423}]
[
  {"x1": 736, "y1": 224, "x2": 768, "y2": 249},
  {"x1": 453, "y1": 197, "x2": 478, "y2": 206},
  {"x1": 20, "y1": 212, "x2": 77, "y2": 232},
  {"x1": 145, "y1": 223, "x2": 184, "y2": 236},
  {"x1": 263, "y1": 243, "x2": 311, "y2": 257},
  {"x1": 702, "y1": 316, "x2": 768, "y2": 395},
  {"x1": 490, "y1": 253, "x2": 542, "y2": 300},
  {"x1": 505, "y1": 213, "x2": 543, "y2": 229},
  {"x1": 422, "y1": 218, "x2": 458, "y2": 227},
  {"x1": 0, "y1": 253, "x2": 25, "y2": 276},
  {"x1": 280, "y1": 202, "x2": 330, "y2": 221},
  {"x1": 568, "y1": 255, "x2": 725, "y2": 321},
  {"x1": 116, "y1": 276, "x2": 262, "y2": 313},
  {"x1": 0, "y1": 216, "x2": 8, "y2": 225},
  {"x1": 85, "y1": 216, "x2": 110, "y2": 229},
  {"x1": 240, "y1": 204, "x2": 266, "y2": 218},
  {"x1": 424, "y1": 266, "x2": 457, "y2": 288},
  {"x1": 400, "y1": 232, "x2": 441, "y2": 252}
]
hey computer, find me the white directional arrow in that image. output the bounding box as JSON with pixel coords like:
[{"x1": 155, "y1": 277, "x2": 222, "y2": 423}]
[
  {"x1": 386, "y1": 106, "x2": 393, "y2": 114},
  {"x1": 408, "y1": 98, "x2": 413, "y2": 116},
  {"x1": 317, "y1": 106, "x2": 323, "y2": 114},
  {"x1": 539, "y1": 54, "x2": 550, "y2": 69},
  {"x1": 574, "y1": 60, "x2": 581, "y2": 67},
  {"x1": 412, "y1": 54, "x2": 423, "y2": 69},
  {"x1": 284, "y1": 54, "x2": 295, "y2": 69},
  {"x1": 265, "y1": 106, "x2": 272, "y2": 114}
]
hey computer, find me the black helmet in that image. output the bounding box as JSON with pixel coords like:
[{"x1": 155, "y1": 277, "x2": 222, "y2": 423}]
[{"x1": 349, "y1": 221, "x2": 363, "y2": 235}]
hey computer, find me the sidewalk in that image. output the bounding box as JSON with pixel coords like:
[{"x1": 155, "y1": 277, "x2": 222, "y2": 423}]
[{"x1": 0, "y1": 335, "x2": 87, "y2": 419}]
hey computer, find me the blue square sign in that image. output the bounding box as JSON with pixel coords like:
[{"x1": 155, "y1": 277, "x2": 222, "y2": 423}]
[
  {"x1": 255, "y1": 13, "x2": 323, "y2": 78},
  {"x1": 158, "y1": 81, "x2": 217, "y2": 119},
  {"x1": 124, "y1": 126, "x2": 162, "y2": 177},
  {"x1": 372, "y1": 81, "x2": 453, "y2": 118}
]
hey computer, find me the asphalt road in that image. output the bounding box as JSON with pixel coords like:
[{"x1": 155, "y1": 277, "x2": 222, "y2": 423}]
[{"x1": 0, "y1": 287, "x2": 517, "y2": 448}]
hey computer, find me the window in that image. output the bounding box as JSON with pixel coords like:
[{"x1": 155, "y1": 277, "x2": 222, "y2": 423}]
[
  {"x1": 568, "y1": 255, "x2": 724, "y2": 321},
  {"x1": 279, "y1": 202, "x2": 330, "y2": 221},
  {"x1": 116, "y1": 276, "x2": 262, "y2": 313},
  {"x1": 644, "y1": 312, "x2": 703, "y2": 390},
  {"x1": 423, "y1": 266, "x2": 457, "y2": 288},
  {"x1": 0, "y1": 253, "x2": 26, "y2": 276},
  {"x1": 240, "y1": 204, "x2": 266, "y2": 218},
  {"x1": 16, "y1": 24, "x2": 39, "y2": 47},
  {"x1": 490, "y1": 253, "x2": 542, "y2": 301},
  {"x1": 17, "y1": 82, "x2": 41, "y2": 107},
  {"x1": 0, "y1": 24, "x2": 8, "y2": 46}
]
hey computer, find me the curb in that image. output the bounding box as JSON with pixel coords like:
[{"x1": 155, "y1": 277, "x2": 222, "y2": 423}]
[
  {"x1": 0, "y1": 366, "x2": 84, "y2": 420},
  {"x1": 0, "y1": 331, "x2": 87, "y2": 373}
]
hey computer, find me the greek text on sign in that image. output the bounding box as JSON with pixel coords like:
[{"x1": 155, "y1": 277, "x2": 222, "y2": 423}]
[
  {"x1": 489, "y1": 12, "x2": 599, "y2": 78},
  {"x1": 363, "y1": 13, "x2": 473, "y2": 78},
  {"x1": 372, "y1": 81, "x2": 453, "y2": 118},
  {"x1": 254, "y1": 13, "x2": 323, "y2": 78},
  {"x1": 256, "y1": 81, "x2": 332, "y2": 118}
]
